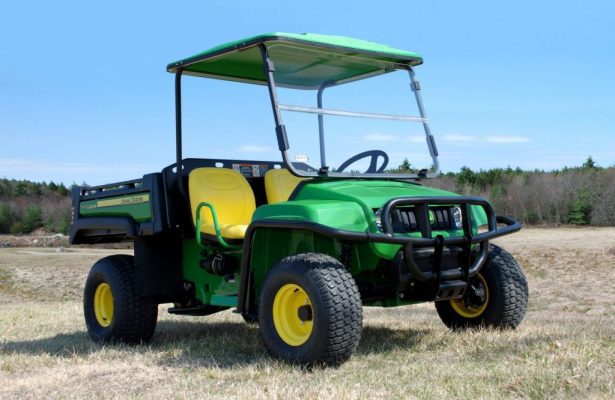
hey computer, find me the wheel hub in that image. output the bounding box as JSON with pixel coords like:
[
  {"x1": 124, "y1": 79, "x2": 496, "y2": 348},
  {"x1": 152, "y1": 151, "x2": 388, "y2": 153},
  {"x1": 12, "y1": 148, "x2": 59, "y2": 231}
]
[
  {"x1": 93, "y1": 282, "x2": 114, "y2": 327},
  {"x1": 449, "y1": 273, "x2": 489, "y2": 319},
  {"x1": 468, "y1": 283, "x2": 486, "y2": 305},
  {"x1": 272, "y1": 284, "x2": 314, "y2": 346},
  {"x1": 297, "y1": 304, "x2": 313, "y2": 322}
]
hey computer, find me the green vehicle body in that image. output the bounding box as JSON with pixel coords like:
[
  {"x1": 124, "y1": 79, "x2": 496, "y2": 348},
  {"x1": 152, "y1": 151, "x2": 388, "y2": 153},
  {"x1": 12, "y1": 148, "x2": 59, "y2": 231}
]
[
  {"x1": 72, "y1": 33, "x2": 525, "y2": 364},
  {"x1": 75, "y1": 177, "x2": 491, "y2": 310}
]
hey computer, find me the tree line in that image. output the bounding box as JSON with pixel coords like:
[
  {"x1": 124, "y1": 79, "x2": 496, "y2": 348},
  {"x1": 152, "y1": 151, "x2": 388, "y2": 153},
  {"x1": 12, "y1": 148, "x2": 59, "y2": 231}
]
[
  {"x1": 424, "y1": 157, "x2": 614, "y2": 226},
  {"x1": 0, "y1": 179, "x2": 73, "y2": 234},
  {"x1": 0, "y1": 157, "x2": 613, "y2": 234}
]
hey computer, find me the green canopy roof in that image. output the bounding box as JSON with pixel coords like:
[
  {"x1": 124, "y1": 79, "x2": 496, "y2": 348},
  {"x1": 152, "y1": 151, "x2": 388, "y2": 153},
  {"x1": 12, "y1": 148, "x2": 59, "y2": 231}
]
[{"x1": 167, "y1": 32, "x2": 422, "y2": 89}]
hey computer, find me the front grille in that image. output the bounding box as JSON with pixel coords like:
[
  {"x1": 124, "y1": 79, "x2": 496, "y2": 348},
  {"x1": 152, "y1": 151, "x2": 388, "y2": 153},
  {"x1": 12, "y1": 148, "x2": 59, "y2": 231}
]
[
  {"x1": 388, "y1": 206, "x2": 455, "y2": 233},
  {"x1": 431, "y1": 208, "x2": 451, "y2": 230}
]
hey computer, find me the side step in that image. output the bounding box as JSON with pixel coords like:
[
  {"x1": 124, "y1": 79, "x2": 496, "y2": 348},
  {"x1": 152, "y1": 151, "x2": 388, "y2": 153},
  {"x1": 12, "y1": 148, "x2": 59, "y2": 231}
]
[
  {"x1": 167, "y1": 304, "x2": 227, "y2": 316},
  {"x1": 434, "y1": 280, "x2": 467, "y2": 301}
]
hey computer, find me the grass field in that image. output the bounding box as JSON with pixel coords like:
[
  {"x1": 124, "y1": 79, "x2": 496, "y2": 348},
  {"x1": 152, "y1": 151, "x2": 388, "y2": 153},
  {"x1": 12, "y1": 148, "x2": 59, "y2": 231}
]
[{"x1": 1, "y1": 228, "x2": 614, "y2": 399}]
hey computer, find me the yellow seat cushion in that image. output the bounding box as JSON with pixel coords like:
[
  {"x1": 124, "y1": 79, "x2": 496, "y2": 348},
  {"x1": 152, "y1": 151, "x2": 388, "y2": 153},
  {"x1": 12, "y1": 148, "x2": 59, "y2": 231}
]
[
  {"x1": 264, "y1": 169, "x2": 306, "y2": 203},
  {"x1": 200, "y1": 222, "x2": 248, "y2": 239},
  {"x1": 189, "y1": 167, "x2": 256, "y2": 240}
]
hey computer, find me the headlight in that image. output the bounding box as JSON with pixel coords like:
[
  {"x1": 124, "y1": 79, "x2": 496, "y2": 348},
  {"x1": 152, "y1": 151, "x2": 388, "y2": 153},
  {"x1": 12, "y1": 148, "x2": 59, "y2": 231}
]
[
  {"x1": 453, "y1": 206, "x2": 463, "y2": 229},
  {"x1": 374, "y1": 209, "x2": 382, "y2": 231}
]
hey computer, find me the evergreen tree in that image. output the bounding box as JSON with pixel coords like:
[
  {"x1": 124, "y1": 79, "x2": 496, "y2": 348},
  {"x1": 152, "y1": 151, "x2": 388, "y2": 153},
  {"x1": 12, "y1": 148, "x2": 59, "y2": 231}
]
[
  {"x1": 457, "y1": 166, "x2": 476, "y2": 186},
  {"x1": 0, "y1": 203, "x2": 16, "y2": 233},
  {"x1": 399, "y1": 158, "x2": 411, "y2": 172},
  {"x1": 582, "y1": 156, "x2": 597, "y2": 169},
  {"x1": 21, "y1": 205, "x2": 44, "y2": 233}
]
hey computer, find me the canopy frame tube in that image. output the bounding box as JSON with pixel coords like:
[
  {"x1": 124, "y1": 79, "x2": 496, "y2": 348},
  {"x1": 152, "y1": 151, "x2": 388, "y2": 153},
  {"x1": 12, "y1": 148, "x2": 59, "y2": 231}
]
[{"x1": 278, "y1": 104, "x2": 427, "y2": 123}]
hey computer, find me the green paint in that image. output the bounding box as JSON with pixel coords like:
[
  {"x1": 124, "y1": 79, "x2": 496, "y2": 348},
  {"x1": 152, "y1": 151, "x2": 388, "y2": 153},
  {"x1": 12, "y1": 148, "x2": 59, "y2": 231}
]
[
  {"x1": 167, "y1": 32, "x2": 422, "y2": 89},
  {"x1": 250, "y1": 199, "x2": 367, "y2": 293},
  {"x1": 292, "y1": 179, "x2": 475, "y2": 259},
  {"x1": 181, "y1": 239, "x2": 240, "y2": 306},
  {"x1": 211, "y1": 295, "x2": 239, "y2": 307},
  {"x1": 79, "y1": 192, "x2": 152, "y2": 222},
  {"x1": 253, "y1": 200, "x2": 369, "y2": 231},
  {"x1": 294, "y1": 179, "x2": 459, "y2": 212},
  {"x1": 249, "y1": 228, "x2": 338, "y2": 296}
]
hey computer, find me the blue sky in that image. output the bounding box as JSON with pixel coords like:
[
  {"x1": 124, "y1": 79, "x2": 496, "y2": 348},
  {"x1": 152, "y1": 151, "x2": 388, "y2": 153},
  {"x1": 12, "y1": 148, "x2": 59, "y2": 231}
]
[{"x1": 1, "y1": 1, "x2": 613, "y2": 185}]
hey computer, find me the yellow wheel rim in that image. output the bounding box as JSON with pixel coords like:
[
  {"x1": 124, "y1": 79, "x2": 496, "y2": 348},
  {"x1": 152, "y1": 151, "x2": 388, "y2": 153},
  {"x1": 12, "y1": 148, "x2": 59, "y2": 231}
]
[
  {"x1": 272, "y1": 283, "x2": 314, "y2": 346},
  {"x1": 94, "y1": 282, "x2": 114, "y2": 327},
  {"x1": 450, "y1": 273, "x2": 489, "y2": 318}
]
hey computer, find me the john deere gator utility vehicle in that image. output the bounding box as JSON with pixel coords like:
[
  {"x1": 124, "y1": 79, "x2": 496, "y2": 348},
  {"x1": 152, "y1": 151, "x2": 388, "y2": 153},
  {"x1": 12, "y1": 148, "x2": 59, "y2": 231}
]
[{"x1": 71, "y1": 33, "x2": 528, "y2": 365}]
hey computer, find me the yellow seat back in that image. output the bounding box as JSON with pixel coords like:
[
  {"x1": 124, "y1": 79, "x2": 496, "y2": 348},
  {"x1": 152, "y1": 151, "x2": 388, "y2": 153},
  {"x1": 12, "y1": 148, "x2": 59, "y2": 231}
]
[
  {"x1": 189, "y1": 168, "x2": 256, "y2": 239},
  {"x1": 264, "y1": 169, "x2": 306, "y2": 204}
]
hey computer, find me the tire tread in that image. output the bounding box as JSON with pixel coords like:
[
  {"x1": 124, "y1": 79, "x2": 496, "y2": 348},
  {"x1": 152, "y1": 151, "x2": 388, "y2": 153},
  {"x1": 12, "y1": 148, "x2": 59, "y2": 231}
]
[
  {"x1": 84, "y1": 254, "x2": 157, "y2": 344},
  {"x1": 435, "y1": 244, "x2": 528, "y2": 329},
  {"x1": 259, "y1": 253, "x2": 362, "y2": 365}
]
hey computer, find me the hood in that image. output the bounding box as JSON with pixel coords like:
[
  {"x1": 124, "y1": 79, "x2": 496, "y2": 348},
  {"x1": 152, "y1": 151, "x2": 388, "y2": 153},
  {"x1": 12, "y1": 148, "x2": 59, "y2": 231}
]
[{"x1": 294, "y1": 179, "x2": 458, "y2": 209}]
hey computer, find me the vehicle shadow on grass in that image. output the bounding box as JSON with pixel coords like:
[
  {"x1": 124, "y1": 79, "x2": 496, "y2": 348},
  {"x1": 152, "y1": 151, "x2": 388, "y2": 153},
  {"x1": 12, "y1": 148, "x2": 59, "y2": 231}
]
[
  {"x1": 0, "y1": 331, "x2": 94, "y2": 358},
  {"x1": 0, "y1": 319, "x2": 433, "y2": 367},
  {"x1": 0, "y1": 321, "x2": 264, "y2": 364},
  {"x1": 356, "y1": 325, "x2": 430, "y2": 355}
]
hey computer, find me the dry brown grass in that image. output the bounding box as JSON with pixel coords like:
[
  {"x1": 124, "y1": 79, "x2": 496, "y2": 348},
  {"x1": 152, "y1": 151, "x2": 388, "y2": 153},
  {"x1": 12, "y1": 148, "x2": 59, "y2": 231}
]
[{"x1": 1, "y1": 228, "x2": 614, "y2": 399}]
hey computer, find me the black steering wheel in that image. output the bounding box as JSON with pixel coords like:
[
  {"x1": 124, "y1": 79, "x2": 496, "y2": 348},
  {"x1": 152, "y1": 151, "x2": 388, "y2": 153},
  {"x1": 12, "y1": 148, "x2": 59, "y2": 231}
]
[{"x1": 337, "y1": 150, "x2": 389, "y2": 173}]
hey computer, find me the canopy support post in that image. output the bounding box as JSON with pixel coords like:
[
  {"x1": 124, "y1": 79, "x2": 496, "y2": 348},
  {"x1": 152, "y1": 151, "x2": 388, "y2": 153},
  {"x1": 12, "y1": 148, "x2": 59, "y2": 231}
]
[
  {"x1": 316, "y1": 80, "x2": 336, "y2": 171},
  {"x1": 408, "y1": 67, "x2": 440, "y2": 177},
  {"x1": 175, "y1": 70, "x2": 186, "y2": 198},
  {"x1": 259, "y1": 45, "x2": 302, "y2": 177}
]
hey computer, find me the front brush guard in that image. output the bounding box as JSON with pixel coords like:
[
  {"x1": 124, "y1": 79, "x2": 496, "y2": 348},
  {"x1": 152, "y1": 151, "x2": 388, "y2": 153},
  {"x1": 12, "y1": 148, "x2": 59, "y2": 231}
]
[
  {"x1": 380, "y1": 196, "x2": 519, "y2": 282},
  {"x1": 237, "y1": 196, "x2": 520, "y2": 315}
]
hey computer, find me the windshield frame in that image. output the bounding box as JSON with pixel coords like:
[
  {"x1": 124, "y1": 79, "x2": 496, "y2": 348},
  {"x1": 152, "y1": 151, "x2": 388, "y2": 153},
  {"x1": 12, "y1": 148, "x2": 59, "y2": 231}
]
[{"x1": 259, "y1": 45, "x2": 440, "y2": 180}]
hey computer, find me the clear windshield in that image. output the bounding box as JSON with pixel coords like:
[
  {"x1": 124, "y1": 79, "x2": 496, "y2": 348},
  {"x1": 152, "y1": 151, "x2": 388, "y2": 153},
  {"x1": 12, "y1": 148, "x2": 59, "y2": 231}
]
[{"x1": 269, "y1": 45, "x2": 438, "y2": 178}]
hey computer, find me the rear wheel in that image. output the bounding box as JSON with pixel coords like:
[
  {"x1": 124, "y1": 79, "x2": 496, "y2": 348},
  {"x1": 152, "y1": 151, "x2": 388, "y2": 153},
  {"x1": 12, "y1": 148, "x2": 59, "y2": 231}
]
[
  {"x1": 435, "y1": 244, "x2": 528, "y2": 329},
  {"x1": 258, "y1": 253, "x2": 362, "y2": 366},
  {"x1": 84, "y1": 255, "x2": 158, "y2": 344}
]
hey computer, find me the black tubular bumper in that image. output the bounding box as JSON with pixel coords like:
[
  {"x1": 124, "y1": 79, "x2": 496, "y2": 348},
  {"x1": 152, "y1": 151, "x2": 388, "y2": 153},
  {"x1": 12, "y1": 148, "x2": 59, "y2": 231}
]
[{"x1": 236, "y1": 196, "x2": 521, "y2": 315}]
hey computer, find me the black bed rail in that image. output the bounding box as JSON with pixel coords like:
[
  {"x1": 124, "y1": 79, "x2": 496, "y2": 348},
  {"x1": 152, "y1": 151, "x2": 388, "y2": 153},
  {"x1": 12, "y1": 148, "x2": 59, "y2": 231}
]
[{"x1": 80, "y1": 178, "x2": 145, "y2": 199}]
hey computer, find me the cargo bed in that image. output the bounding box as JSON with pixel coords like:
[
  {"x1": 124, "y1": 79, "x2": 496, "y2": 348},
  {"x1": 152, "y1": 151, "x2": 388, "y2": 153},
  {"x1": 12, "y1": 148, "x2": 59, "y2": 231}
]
[{"x1": 69, "y1": 174, "x2": 167, "y2": 244}]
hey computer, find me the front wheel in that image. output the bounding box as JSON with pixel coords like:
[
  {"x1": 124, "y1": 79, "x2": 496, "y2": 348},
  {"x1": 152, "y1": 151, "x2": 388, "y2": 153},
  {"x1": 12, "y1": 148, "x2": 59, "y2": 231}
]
[
  {"x1": 84, "y1": 255, "x2": 158, "y2": 344},
  {"x1": 435, "y1": 244, "x2": 528, "y2": 329},
  {"x1": 258, "y1": 253, "x2": 363, "y2": 366}
]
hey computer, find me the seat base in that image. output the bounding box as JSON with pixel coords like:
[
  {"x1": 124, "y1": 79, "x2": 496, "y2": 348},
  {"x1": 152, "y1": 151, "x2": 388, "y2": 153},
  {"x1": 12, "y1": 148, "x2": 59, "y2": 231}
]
[{"x1": 200, "y1": 233, "x2": 245, "y2": 246}]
